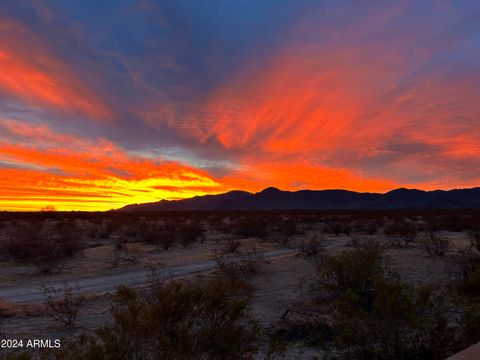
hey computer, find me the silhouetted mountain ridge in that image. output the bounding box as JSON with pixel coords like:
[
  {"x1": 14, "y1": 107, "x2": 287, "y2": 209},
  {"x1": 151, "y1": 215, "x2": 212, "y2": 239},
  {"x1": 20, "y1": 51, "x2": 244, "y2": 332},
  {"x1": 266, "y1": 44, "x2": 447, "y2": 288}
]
[{"x1": 119, "y1": 187, "x2": 480, "y2": 211}]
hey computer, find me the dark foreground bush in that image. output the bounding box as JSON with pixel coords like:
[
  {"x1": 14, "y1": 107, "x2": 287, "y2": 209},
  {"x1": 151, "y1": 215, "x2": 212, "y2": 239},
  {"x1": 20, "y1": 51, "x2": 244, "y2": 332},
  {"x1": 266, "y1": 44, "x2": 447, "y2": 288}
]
[
  {"x1": 470, "y1": 231, "x2": 480, "y2": 253},
  {"x1": 456, "y1": 248, "x2": 480, "y2": 297},
  {"x1": 48, "y1": 278, "x2": 259, "y2": 360},
  {"x1": 300, "y1": 245, "x2": 480, "y2": 359},
  {"x1": 311, "y1": 244, "x2": 388, "y2": 309}
]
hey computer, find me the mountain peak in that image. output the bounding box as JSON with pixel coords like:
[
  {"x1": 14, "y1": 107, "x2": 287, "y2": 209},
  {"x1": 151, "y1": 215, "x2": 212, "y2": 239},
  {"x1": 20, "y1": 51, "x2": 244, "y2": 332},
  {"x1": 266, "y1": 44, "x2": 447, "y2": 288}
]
[{"x1": 258, "y1": 187, "x2": 283, "y2": 194}]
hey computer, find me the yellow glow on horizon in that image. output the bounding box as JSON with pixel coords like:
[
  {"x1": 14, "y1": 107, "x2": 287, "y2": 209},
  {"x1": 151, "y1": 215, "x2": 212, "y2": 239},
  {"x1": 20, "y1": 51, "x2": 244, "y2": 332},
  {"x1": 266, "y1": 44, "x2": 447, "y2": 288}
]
[{"x1": 0, "y1": 174, "x2": 226, "y2": 212}]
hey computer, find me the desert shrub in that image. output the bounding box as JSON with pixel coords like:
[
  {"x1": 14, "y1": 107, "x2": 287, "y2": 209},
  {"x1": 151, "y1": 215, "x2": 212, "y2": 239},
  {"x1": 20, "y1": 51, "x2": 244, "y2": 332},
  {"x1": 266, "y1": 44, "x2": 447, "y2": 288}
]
[
  {"x1": 430, "y1": 214, "x2": 478, "y2": 232},
  {"x1": 299, "y1": 233, "x2": 325, "y2": 264},
  {"x1": 303, "y1": 246, "x2": 477, "y2": 359},
  {"x1": 330, "y1": 281, "x2": 459, "y2": 360},
  {"x1": 0, "y1": 220, "x2": 83, "y2": 273},
  {"x1": 137, "y1": 223, "x2": 161, "y2": 244},
  {"x1": 311, "y1": 245, "x2": 388, "y2": 310},
  {"x1": 270, "y1": 217, "x2": 302, "y2": 245},
  {"x1": 280, "y1": 217, "x2": 302, "y2": 236},
  {"x1": 324, "y1": 221, "x2": 351, "y2": 236},
  {"x1": 221, "y1": 237, "x2": 241, "y2": 254},
  {"x1": 458, "y1": 306, "x2": 480, "y2": 347},
  {"x1": 51, "y1": 278, "x2": 259, "y2": 359},
  {"x1": 268, "y1": 232, "x2": 290, "y2": 246},
  {"x1": 470, "y1": 231, "x2": 480, "y2": 253},
  {"x1": 139, "y1": 223, "x2": 177, "y2": 249},
  {"x1": 231, "y1": 216, "x2": 271, "y2": 240},
  {"x1": 301, "y1": 221, "x2": 322, "y2": 233},
  {"x1": 349, "y1": 220, "x2": 377, "y2": 235},
  {"x1": 215, "y1": 248, "x2": 267, "y2": 287},
  {"x1": 111, "y1": 243, "x2": 142, "y2": 266},
  {"x1": 42, "y1": 284, "x2": 82, "y2": 326},
  {"x1": 384, "y1": 220, "x2": 417, "y2": 247},
  {"x1": 237, "y1": 248, "x2": 267, "y2": 275},
  {"x1": 276, "y1": 318, "x2": 333, "y2": 348},
  {"x1": 158, "y1": 230, "x2": 177, "y2": 249},
  {"x1": 420, "y1": 231, "x2": 451, "y2": 257},
  {"x1": 100, "y1": 219, "x2": 123, "y2": 239},
  {"x1": 455, "y1": 248, "x2": 480, "y2": 296},
  {"x1": 177, "y1": 220, "x2": 205, "y2": 246},
  {"x1": 366, "y1": 220, "x2": 380, "y2": 235}
]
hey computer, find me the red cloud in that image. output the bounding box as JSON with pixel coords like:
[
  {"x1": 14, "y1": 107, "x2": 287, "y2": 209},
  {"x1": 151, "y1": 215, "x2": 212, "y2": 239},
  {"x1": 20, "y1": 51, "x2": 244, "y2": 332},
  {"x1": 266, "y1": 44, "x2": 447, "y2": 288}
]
[{"x1": 0, "y1": 21, "x2": 110, "y2": 121}]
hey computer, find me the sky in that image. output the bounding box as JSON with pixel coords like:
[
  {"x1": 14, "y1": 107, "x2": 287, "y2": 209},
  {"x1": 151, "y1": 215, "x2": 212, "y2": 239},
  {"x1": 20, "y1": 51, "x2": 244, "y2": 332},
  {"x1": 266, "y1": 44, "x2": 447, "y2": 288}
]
[{"x1": 0, "y1": 0, "x2": 479, "y2": 211}]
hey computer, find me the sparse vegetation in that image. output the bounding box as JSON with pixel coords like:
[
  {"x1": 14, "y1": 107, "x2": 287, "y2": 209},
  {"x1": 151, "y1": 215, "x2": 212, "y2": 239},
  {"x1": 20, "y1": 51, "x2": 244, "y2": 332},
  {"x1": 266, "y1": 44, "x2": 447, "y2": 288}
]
[
  {"x1": 294, "y1": 243, "x2": 480, "y2": 359},
  {"x1": 299, "y1": 233, "x2": 325, "y2": 264},
  {"x1": 470, "y1": 230, "x2": 480, "y2": 252},
  {"x1": 1, "y1": 210, "x2": 480, "y2": 359},
  {"x1": 42, "y1": 284, "x2": 82, "y2": 326},
  {"x1": 49, "y1": 278, "x2": 259, "y2": 359},
  {"x1": 455, "y1": 248, "x2": 480, "y2": 296},
  {"x1": 232, "y1": 216, "x2": 271, "y2": 240},
  {"x1": 215, "y1": 247, "x2": 267, "y2": 288},
  {"x1": 383, "y1": 219, "x2": 417, "y2": 247},
  {"x1": 178, "y1": 220, "x2": 205, "y2": 246},
  {"x1": 0, "y1": 220, "x2": 83, "y2": 273},
  {"x1": 420, "y1": 231, "x2": 451, "y2": 257},
  {"x1": 221, "y1": 236, "x2": 242, "y2": 254}
]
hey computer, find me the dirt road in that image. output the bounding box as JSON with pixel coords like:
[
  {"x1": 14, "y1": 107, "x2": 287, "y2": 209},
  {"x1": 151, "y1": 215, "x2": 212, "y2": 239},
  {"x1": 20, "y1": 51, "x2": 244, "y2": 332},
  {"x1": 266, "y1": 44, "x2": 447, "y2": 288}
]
[{"x1": 0, "y1": 248, "x2": 297, "y2": 304}]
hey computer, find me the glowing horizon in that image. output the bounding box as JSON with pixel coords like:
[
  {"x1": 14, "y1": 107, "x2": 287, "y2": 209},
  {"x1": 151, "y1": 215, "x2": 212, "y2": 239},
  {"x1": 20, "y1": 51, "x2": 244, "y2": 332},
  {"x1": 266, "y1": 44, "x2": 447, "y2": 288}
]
[{"x1": 1, "y1": 1, "x2": 479, "y2": 211}]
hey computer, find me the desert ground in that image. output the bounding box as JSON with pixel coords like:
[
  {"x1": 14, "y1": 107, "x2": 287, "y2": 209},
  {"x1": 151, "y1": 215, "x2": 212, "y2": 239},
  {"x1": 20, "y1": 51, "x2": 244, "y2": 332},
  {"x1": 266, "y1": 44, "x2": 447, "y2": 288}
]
[{"x1": 1, "y1": 210, "x2": 480, "y2": 359}]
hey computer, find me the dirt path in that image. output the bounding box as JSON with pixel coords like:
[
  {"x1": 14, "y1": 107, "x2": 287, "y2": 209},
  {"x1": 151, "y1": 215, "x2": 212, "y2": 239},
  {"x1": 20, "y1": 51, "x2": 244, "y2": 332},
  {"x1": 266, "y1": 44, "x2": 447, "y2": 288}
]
[{"x1": 0, "y1": 248, "x2": 297, "y2": 304}]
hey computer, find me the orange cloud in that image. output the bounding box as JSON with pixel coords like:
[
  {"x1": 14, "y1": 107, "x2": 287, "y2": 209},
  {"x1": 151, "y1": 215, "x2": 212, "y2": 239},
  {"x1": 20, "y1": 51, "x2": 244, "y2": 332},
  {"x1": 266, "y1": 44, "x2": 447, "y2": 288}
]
[
  {"x1": 0, "y1": 120, "x2": 226, "y2": 211},
  {"x1": 177, "y1": 6, "x2": 480, "y2": 192},
  {"x1": 0, "y1": 21, "x2": 110, "y2": 120}
]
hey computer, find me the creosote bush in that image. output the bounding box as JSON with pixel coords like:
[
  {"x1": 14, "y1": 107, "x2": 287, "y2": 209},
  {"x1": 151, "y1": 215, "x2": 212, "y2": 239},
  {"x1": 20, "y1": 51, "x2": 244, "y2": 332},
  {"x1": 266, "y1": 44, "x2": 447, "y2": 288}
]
[
  {"x1": 42, "y1": 284, "x2": 82, "y2": 326},
  {"x1": 111, "y1": 242, "x2": 143, "y2": 266},
  {"x1": 215, "y1": 247, "x2": 267, "y2": 288},
  {"x1": 324, "y1": 221, "x2": 351, "y2": 236},
  {"x1": 0, "y1": 220, "x2": 83, "y2": 273},
  {"x1": 231, "y1": 216, "x2": 271, "y2": 240},
  {"x1": 311, "y1": 243, "x2": 387, "y2": 308},
  {"x1": 50, "y1": 278, "x2": 260, "y2": 360},
  {"x1": 455, "y1": 248, "x2": 480, "y2": 296},
  {"x1": 299, "y1": 233, "x2": 325, "y2": 265},
  {"x1": 470, "y1": 231, "x2": 480, "y2": 253},
  {"x1": 384, "y1": 220, "x2": 418, "y2": 247},
  {"x1": 221, "y1": 237, "x2": 241, "y2": 254},
  {"x1": 268, "y1": 217, "x2": 303, "y2": 245},
  {"x1": 294, "y1": 244, "x2": 480, "y2": 359},
  {"x1": 420, "y1": 231, "x2": 451, "y2": 257},
  {"x1": 177, "y1": 220, "x2": 205, "y2": 246}
]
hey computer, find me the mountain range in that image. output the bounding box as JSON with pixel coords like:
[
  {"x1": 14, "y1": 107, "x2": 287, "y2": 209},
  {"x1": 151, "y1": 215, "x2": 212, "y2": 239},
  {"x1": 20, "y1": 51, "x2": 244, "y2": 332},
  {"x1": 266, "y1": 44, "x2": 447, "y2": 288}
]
[{"x1": 118, "y1": 187, "x2": 480, "y2": 211}]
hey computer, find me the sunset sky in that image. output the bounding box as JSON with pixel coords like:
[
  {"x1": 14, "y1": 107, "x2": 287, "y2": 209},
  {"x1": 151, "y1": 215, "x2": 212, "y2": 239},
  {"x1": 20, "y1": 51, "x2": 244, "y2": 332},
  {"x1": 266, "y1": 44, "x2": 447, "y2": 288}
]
[{"x1": 1, "y1": 1, "x2": 479, "y2": 211}]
